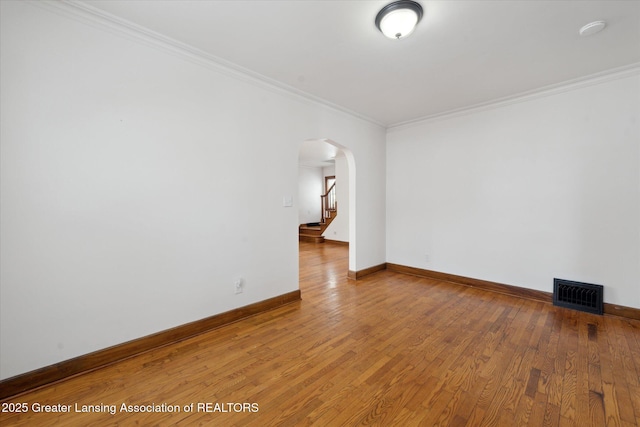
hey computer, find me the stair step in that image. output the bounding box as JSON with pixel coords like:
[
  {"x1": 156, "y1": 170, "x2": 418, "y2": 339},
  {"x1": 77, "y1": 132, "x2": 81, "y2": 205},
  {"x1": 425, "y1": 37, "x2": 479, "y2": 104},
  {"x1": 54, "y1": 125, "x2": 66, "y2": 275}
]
[
  {"x1": 299, "y1": 229, "x2": 323, "y2": 236},
  {"x1": 298, "y1": 208, "x2": 336, "y2": 243},
  {"x1": 299, "y1": 234, "x2": 325, "y2": 243}
]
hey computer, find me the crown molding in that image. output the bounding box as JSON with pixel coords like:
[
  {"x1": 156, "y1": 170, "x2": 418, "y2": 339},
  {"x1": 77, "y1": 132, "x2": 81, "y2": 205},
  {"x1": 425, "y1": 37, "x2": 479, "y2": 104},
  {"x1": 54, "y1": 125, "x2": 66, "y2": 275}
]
[
  {"x1": 30, "y1": 0, "x2": 385, "y2": 129},
  {"x1": 388, "y1": 62, "x2": 640, "y2": 131}
]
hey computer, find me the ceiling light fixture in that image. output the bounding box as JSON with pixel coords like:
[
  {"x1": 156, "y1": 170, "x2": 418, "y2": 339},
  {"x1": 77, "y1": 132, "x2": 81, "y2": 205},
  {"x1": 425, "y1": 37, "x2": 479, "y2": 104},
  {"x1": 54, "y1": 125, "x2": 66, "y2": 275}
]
[
  {"x1": 579, "y1": 21, "x2": 606, "y2": 37},
  {"x1": 375, "y1": 1, "x2": 423, "y2": 40}
]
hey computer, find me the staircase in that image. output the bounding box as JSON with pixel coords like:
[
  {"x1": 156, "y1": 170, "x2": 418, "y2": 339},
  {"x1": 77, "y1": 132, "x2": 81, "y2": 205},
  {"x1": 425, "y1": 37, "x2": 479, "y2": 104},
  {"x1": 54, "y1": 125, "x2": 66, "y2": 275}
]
[{"x1": 299, "y1": 183, "x2": 337, "y2": 243}]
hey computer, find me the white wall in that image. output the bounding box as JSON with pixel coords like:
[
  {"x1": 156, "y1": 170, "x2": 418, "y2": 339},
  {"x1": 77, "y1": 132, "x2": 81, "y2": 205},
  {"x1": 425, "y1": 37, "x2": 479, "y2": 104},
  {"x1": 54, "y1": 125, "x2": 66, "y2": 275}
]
[
  {"x1": 322, "y1": 165, "x2": 336, "y2": 179},
  {"x1": 298, "y1": 166, "x2": 323, "y2": 224},
  {"x1": 387, "y1": 73, "x2": 640, "y2": 309},
  {"x1": 323, "y1": 154, "x2": 349, "y2": 242},
  {"x1": 0, "y1": 1, "x2": 386, "y2": 379}
]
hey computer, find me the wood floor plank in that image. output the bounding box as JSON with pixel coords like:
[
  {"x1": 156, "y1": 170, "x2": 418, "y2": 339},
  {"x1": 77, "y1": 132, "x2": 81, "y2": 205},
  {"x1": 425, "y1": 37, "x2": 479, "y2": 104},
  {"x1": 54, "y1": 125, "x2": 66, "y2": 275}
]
[
  {"x1": 1, "y1": 242, "x2": 639, "y2": 426},
  {"x1": 558, "y1": 313, "x2": 579, "y2": 422},
  {"x1": 543, "y1": 403, "x2": 562, "y2": 427}
]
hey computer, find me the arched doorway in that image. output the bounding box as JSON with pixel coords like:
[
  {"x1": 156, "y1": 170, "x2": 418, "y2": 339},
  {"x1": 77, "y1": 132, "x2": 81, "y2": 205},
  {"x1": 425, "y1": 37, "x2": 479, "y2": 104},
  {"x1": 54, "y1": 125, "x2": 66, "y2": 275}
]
[{"x1": 298, "y1": 138, "x2": 356, "y2": 273}]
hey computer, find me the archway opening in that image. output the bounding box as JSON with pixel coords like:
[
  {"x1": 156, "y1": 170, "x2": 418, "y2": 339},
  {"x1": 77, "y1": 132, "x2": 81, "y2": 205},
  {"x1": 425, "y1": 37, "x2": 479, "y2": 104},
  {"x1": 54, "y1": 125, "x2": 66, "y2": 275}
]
[{"x1": 298, "y1": 138, "x2": 356, "y2": 273}]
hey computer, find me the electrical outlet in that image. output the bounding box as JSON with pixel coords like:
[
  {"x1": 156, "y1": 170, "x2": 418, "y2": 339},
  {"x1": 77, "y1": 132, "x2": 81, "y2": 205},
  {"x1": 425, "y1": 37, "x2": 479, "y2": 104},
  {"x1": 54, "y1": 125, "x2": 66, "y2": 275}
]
[
  {"x1": 425, "y1": 254, "x2": 430, "y2": 263},
  {"x1": 234, "y1": 278, "x2": 243, "y2": 294}
]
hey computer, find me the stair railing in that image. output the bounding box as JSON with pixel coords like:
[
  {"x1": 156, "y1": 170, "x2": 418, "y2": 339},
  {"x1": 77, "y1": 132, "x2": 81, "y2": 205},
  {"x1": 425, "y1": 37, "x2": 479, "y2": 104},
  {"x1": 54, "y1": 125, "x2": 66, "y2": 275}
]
[{"x1": 320, "y1": 183, "x2": 336, "y2": 224}]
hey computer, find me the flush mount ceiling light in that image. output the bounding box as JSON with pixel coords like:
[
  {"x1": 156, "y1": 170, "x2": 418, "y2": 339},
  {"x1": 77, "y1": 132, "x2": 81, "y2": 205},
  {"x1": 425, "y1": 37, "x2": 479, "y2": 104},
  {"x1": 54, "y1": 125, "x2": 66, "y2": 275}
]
[
  {"x1": 375, "y1": 0, "x2": 423, "y2": 39},
  {"x1": 579, "y1": 20, "x2": 606, "y2": 37}
]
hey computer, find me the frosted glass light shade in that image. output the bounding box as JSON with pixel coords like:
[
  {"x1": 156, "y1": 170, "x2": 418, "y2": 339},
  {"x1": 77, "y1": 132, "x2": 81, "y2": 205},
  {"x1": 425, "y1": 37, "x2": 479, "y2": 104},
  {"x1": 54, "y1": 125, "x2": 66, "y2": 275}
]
[
  {"x1": 375, "y1": 1, "x2": 423, "y2": 39},
  {"x1": 379, "y1": 9, "x2": 419, "y2": 39}
]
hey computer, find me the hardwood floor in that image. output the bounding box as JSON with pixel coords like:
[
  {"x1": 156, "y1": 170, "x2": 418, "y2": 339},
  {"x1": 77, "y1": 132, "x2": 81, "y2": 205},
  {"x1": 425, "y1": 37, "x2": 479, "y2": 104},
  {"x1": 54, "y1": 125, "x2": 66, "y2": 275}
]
[{"x1": 1, "y1": 242, "x2": 639, "y2": 426}]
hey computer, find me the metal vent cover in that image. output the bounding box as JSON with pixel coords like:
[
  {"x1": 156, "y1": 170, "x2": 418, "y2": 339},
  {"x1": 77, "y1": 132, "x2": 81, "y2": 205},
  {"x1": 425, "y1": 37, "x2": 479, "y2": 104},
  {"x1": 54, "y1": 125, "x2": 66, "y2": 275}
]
[{"x1": 553, "y1": 278, "x2": 603, "y2": 315}]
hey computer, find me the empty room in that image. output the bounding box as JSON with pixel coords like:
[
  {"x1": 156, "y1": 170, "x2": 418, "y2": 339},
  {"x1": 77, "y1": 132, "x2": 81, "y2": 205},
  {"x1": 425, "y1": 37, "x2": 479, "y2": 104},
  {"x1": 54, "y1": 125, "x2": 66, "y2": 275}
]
[{"x1": 1, "y1": 1, "x2": 638, "y2": 426}]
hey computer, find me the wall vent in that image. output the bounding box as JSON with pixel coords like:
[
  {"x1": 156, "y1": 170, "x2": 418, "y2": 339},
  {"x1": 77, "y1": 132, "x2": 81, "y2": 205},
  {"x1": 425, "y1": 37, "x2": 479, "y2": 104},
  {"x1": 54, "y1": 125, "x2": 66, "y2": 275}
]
[{"x1": 553, "y1": 278, "x2": 603, "y2": 315}]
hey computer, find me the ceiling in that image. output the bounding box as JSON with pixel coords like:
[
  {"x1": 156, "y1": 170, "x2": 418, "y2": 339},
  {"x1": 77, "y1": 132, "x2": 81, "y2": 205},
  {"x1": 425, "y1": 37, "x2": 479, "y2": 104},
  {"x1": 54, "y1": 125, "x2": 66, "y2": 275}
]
[
  {"x1": 299, "y1": 139, "x2": 339, "y2": 168},
  {"x1": 81, "y1": 1, "x2": 639, "y2": 127}
]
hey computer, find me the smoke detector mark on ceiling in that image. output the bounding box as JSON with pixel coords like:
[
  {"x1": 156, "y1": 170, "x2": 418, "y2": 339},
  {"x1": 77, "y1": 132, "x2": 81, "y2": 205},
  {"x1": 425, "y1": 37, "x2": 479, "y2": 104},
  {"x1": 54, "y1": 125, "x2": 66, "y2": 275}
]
[{"x1": 579, "y1": 21, "x2": 606, "y2": 37}]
